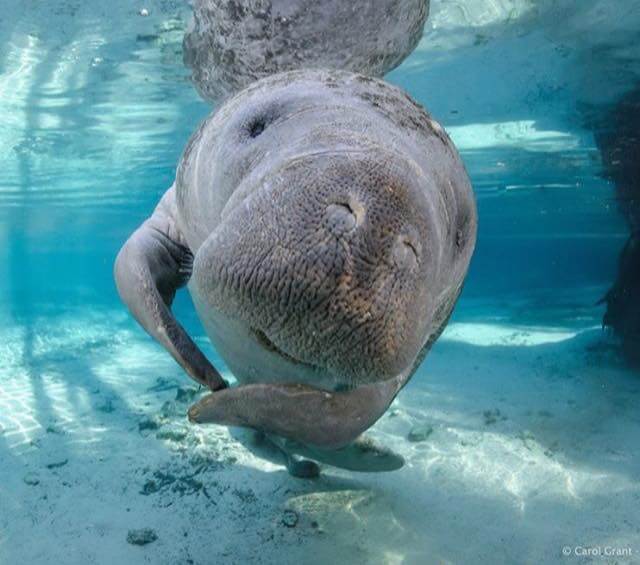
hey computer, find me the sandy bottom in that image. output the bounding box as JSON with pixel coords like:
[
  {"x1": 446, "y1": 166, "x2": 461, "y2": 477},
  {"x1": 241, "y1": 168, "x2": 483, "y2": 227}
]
[{"x1": 1, "y1": 291, "x2": 639, "y2": 564}]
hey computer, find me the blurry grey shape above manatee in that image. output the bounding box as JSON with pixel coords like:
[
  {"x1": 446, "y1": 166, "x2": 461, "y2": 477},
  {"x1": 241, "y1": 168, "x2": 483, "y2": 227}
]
[
  {"x1": 183, "y1": 0, "x2": 430, "y2": 103},
  {"x1": 114, "y1": 69, "x2": 476, "y2": 474}
]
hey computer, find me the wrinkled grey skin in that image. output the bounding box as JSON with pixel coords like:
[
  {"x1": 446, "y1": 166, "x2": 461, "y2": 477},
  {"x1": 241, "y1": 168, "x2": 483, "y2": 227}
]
[
  {"x1": 183, "y1": 0, "x2": 429, "y2": 103},
  {"x1": 115, "y1": 70, "x2": 476, "y2": 476}
]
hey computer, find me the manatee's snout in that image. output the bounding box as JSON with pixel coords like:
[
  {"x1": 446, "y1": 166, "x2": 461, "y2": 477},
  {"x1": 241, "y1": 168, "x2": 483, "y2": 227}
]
[{"x1": 192, "y1": 151, "x2": 435, "y2": 385}]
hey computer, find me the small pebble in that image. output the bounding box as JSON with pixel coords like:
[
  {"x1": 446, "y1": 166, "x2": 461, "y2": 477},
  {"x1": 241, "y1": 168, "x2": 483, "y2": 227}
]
[
  {"x1": 23, "y1": 472, "x2": 40, "y2": 486},
  {"x1": 127, "y1": 528, "x2": 158, "y2": 546},
  {"x1": 282, "y1": 510, "x2": 299, "y2": 528},
  {"x1": 46, "y1": 459, "x2": 68, "y2": 470}
]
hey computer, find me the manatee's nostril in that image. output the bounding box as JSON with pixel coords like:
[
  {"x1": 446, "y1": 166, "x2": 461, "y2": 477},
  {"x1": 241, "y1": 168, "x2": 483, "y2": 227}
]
[
  {"x1": 391, "y1": 235, "x2": 420, "y2": 269},
  {"x1": 326, "y1": 202, "x2": 357, "y2": 235}
]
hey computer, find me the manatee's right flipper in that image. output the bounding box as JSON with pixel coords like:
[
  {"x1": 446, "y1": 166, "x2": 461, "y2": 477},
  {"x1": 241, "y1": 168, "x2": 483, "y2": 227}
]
[
  {"x1": 114, "y1": 186, "x2": 226, "y2": 391},
  {"x1": 188, "y1": 375, "x2": 407, "y2": 448}
]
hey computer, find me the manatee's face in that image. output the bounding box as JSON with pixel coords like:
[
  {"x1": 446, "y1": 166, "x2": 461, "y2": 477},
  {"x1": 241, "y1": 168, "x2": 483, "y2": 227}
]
[
  {"x1": 192, "y1": 148, "x2": 437, "y2": 387},
  {"x1": 182, "y1": 70, "x2": 476, "y2": 390}
]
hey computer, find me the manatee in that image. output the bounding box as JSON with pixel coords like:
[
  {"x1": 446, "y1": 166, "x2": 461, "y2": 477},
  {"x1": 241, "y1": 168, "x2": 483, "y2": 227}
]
[
  {"x1": 114, "y1": 69, "x2": 477, "y2": 476},
  {"x1": 183, "y1": 0, "x2": 429, "y2": 103}
]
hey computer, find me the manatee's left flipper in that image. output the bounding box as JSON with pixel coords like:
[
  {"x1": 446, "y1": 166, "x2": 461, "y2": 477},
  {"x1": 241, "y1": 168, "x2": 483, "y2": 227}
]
[
  {"x1": 266, "y1": 434, "x2": 321, "y2": 478},
  {"x1": 188, "y1": 376, "x2": 405, "y2": 449},
  {"x1": 283, "y1": 452, "x2": 321, "y2": 479},
  {"x1": 269, "y1": 432, "x2": 402, "y2": 473},
  {"x1": 282, "y1": 435, "x2": 404, "y2": 473},
  {"x1": 115, "y1": 186, "x2": 226, "y2": 391}
]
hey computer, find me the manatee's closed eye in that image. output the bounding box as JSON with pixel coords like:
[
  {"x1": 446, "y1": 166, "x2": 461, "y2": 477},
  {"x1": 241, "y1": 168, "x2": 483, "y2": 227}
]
[
  {"x1": 248, "y1": 117, "x2": 266, "y2": 138},
  {"x1": 403, "y1": 236, "x2": 420, "y2": 259}
]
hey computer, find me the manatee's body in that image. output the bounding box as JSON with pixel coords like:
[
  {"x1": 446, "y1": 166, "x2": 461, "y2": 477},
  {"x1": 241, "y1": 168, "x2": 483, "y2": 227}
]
[
  {"x1": 183, "y1": 0, "x2": 429, "y2": 103},
  {"x1": 115, "y1": 70, "x2": 476, "y2": 476}
]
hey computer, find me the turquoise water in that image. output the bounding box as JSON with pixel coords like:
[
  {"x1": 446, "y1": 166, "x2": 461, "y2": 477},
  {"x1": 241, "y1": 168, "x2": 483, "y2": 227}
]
[{"x1": 1, "y1": 1, "x2": 639, "y2": 563}]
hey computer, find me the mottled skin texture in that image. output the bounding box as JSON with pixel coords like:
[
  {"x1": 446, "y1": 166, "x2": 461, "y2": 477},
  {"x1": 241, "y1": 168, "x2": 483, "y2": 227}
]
[
  {"x1": 115, "y1": 70, "x2": 476, "y2": 475},
  {"x1": 183, "y1": 0, "x2": 429, "y2": 103}
]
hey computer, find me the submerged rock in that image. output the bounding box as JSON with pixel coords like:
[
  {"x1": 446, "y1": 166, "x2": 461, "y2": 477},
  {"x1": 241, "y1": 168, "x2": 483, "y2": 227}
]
[
  {"x1": 23, "y1": 472, "x2": 40, "y2": 486},
  {"x1": 282, "y1": 510, "x2": 299, "y2": 528},
  {"x1": 46, "y1": 458, "x2": 68, "y2": 470},
  {"x1": 126, "y1": 528, "x2": 158, "y2": 546}
]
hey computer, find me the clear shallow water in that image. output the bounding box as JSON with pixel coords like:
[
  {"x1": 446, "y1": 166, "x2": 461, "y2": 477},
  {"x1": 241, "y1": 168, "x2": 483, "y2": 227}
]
[{"x1": 1, "y1": 1, "x2": 639, "y2": 563}]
